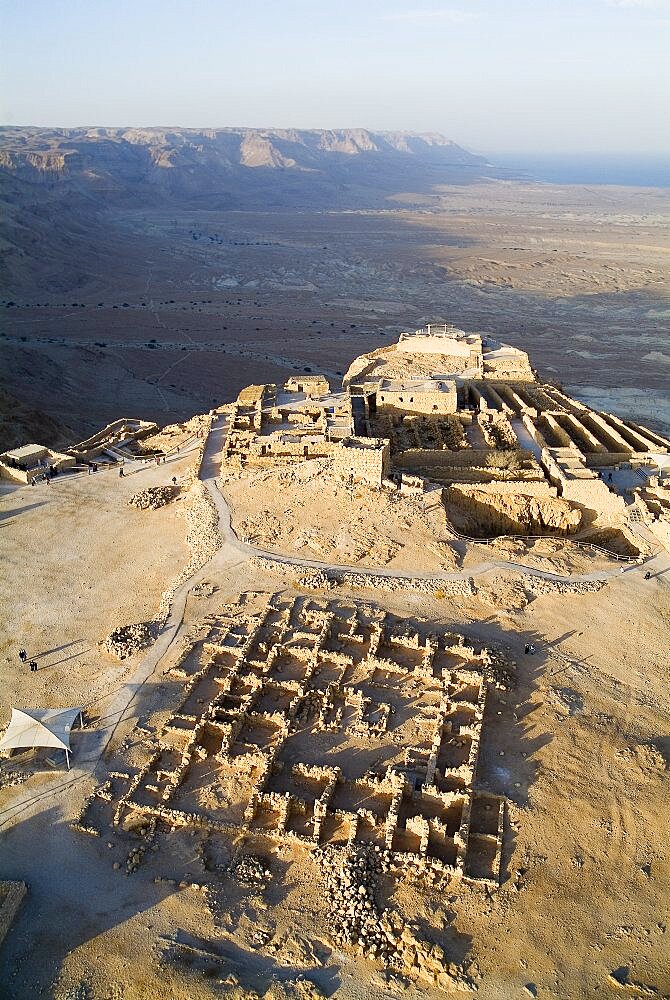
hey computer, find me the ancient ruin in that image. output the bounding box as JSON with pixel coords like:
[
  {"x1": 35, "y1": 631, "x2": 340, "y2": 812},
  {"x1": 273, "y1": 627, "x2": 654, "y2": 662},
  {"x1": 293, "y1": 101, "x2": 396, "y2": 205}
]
[
  {"x1": 77, "y1": 594, "x2": 504, "y2": 892},
  {"x1": 0, "y1": 443, "x2": 75, "y2": 483},
  {"x1": 220, "y1": 325, "x2": 669, "y2": 547},
  {"x1": 222, "y1": 380, "x2": 390, "y2": 486}
]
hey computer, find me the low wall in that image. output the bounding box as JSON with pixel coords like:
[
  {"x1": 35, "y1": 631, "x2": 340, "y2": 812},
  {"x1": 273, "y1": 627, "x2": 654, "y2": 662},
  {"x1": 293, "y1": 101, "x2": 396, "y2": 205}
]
[
  {"x1": 0, "y1": 881, "x2": 27, "y2": 947},
  {"x1": 584, "y1": 452, "x2": 635, "y2": 469},
  {"x1": 446, "y1": 479, "x2": 557, "y2": 498},
  {"x1": 0, "y1": 461, "x2": 31, "y2": 484},
  {"x1": 396, "y1": 447, "x2": 534, "y2": 470},
  {"x1": 251, "y1": 557, "x2": 475, "y2": 596},
  {"x1": 70, "y1": 419, "x2": 158, "y2": 461},
  {"x1": 0, "y1": 455, "x2": 76, "y2": 484}
]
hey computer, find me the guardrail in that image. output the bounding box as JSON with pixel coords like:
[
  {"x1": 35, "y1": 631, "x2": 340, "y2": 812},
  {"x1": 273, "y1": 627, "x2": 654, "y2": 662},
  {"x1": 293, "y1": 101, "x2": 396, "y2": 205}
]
[{"x1": 441, "y1": 522, "x2": 641, "y2": 562}]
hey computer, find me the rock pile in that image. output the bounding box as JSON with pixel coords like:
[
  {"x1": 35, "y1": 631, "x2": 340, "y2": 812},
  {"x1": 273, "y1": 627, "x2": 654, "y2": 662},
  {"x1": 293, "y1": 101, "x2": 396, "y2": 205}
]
[
  {"x1": 157, "y1": 481, "x2": 221, "y2": 623},
  {"x1": 318, "y1": 844, "x2": 393, "y2": 961},
  {"x1": 317, "y1": 844, "x2": 476, "y2": 991},
  {"x1": 297, "y1": 569, "x2": 335, "y2": 590},
  {"x1": 484, "y1": 649, "x2": 516, "y2": 690},
  {"x1": 125, "y1": 844, "x2": 146, "y2": 875},
  {"x1": 104, "y1": 622, "x2": 155, "y2": 659},
  {"x1": 231, "y1": 854, "x2": 271, "y2": 888},
  {"x1": 128, "y1": 485, "x2": 178, "y2": 510},
  {"x1": 0, "y1": 769, "x2": 30, "y2": 790}
]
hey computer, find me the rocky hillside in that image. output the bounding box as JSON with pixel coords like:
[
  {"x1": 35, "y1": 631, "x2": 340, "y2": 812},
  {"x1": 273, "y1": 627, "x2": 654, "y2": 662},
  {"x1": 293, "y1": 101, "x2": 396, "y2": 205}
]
[{"x1": 0, "y1": 126, "x2": 494, "y2": 207}]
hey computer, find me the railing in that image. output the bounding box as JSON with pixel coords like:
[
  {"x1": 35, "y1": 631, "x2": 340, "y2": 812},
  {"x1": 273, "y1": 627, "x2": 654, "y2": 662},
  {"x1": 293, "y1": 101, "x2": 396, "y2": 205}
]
[{"x1": 440, "y1": 520, "x2": 641, "y2": 562}]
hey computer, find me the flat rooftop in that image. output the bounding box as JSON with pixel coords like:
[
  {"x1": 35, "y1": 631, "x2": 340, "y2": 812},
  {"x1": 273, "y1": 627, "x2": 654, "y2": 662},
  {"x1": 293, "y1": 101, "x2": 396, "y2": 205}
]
[{"x1": 3, "y1": 444, "x2": 48, "y2": 462}]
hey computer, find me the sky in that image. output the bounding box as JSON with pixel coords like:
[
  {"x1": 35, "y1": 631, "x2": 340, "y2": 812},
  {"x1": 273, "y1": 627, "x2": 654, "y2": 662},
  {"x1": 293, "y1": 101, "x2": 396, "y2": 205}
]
[{"x1": 1, "y1": 0, "x2": 669, "y2": 154}]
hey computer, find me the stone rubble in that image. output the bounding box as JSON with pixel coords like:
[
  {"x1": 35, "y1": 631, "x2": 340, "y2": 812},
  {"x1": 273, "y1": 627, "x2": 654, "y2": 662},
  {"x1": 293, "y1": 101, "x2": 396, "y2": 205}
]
[
  {"x1": 230, "y1": 854, "x2": 272, "y2": 888},
  {"x1": 128, "y1": 485, "x2": 178, "y2": 510},
  {"x1": 317, "y1": 843, "x2": 476, "y2": 992},
  {"x1": 103, "y1": 622, "x2": 156, "y2": 660}
]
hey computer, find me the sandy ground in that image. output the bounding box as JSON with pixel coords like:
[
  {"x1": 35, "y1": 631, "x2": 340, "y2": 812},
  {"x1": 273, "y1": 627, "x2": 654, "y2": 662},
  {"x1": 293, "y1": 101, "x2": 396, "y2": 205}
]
[
  {"x1": 0, "y1": 448, "x2": 195, "y2": 726},
  {"x1": 462, "y1": 536, "x2": 626, "y2": 578},
  {"x1": 220, "y1": 462, "x2": 631, "y2": 579},
  {"x1": 220, "y1": 461, "x2": 459, "y2": 572}
]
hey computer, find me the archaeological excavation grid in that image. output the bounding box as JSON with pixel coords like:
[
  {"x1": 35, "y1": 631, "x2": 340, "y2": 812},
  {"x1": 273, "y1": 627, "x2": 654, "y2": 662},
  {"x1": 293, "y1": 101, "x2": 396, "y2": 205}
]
[{"x1": 76, "y1": 596, "x2": 504, "y2": 885}]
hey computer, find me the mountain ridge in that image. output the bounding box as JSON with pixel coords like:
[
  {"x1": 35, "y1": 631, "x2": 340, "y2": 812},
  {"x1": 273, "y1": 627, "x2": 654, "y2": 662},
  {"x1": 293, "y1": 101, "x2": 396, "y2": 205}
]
[{"x1": 0, "y1": 126, "x2": 494, "y2": 199}]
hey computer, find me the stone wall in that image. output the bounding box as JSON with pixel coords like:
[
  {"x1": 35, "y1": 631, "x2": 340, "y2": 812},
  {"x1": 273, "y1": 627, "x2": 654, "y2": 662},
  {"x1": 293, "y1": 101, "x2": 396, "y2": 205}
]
[
  {"x1": 446, "y1": 479, "x2": 557, "y2": 498},
  {"x1": 0, "y1": 447, "x2": 76, "y2": 483},
  {"x1": 228, "y1": 428, "x2": 389, "y2": 486},
  {"x1": 376, "y1": 384, "x2": 458, "y2": 416},
  {"x1": 395, "y1": 447, "x2": 535, "y2": 469},
  {"x1": 69, "y1": 418, "x2": 158, "y2": 461},
  {"x1": 542, "y1": 448, "x2": 627, "y2": 524},
  {"x1": 0, "y1": 881, "x2": 27, "y2": 946}
]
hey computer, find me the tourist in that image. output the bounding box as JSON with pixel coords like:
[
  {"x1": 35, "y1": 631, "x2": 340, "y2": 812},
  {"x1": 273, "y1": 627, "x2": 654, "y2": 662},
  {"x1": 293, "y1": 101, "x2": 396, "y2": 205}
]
[
  {"x1": 29, "y1": 660, "x2": 38, "y2": 672},
  {"x1": 119, "y1": 467, "x2": 124, "y2": 478},
  {"x1": 172, "y1": 476, "x2": 177, "y2": 485},
  {"x1": 644, "y1": 571, "x2": 651, "y2": 580},
  {"x1": 18, "y1": 648, "x2": 27, "y2": 663}
]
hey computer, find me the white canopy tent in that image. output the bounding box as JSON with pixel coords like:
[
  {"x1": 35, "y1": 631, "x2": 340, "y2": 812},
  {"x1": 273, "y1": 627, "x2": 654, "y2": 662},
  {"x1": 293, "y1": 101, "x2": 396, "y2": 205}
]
[{"x1": 0, "y1": 707, "x2": 83, "y2": 769}]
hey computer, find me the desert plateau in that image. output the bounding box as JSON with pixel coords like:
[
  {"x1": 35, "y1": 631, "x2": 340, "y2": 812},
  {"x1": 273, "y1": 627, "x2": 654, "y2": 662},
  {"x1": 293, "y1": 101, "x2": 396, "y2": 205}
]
[{"x1": 0, "y1": 65, "x2": 668, "y2": 1000}]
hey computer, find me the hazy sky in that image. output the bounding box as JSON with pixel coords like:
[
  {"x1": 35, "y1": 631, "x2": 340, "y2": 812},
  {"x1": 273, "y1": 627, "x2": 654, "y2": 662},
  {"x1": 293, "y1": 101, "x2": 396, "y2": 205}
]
[{"x1": 2, "y1": 0, "x2": 669, "y2": 154}]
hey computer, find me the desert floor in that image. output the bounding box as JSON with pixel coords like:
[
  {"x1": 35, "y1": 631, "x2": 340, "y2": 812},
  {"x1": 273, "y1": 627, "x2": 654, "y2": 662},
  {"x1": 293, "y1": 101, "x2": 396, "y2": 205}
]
[{"x1": 2, "y1": 181, "x2": 669, "y2": 446}]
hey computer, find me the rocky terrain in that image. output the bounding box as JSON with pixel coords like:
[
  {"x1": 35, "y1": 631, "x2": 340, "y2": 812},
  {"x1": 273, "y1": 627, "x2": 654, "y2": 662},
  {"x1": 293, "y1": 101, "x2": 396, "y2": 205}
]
[
  {"x1": 0, "y1": 127, "x2": 493, "y2": 207},
  {"x1": 1, "y1": 172, "x2": 668, "y2": 443}
]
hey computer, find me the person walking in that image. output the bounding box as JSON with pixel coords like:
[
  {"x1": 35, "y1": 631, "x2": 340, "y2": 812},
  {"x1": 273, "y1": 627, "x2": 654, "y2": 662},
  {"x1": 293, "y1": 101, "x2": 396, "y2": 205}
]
[
  {"x1": 119, "y1": 467, "x2": 124, "y2": 478},
  {"x1": 29, "y1": 660, "x2": 38, "y2": 673},
  {"x1": 18, "y1": 648, "x2": 27, "y2": 663}
]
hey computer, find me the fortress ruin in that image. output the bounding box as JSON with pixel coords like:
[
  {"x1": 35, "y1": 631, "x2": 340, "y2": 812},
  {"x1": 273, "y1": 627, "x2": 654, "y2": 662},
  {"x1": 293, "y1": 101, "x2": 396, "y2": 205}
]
[{"x1": 221, "y1": 324, "x2": 670, "y2": 543}]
